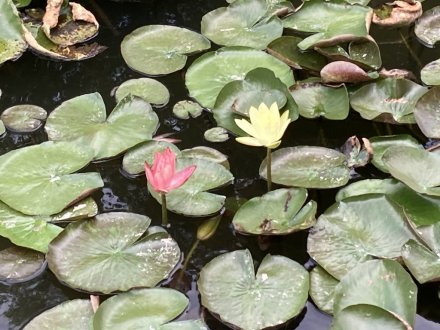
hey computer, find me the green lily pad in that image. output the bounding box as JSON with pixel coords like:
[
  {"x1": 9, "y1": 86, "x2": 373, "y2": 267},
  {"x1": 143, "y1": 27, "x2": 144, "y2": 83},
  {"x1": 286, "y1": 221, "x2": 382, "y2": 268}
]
[
  {"x1": 0, "y1": 0, "x2": 27, "y2": 64},
  {"x1": 198, "y1": 249, "x2": 309, "y2": 330},
  {"x1": 149, "y1": 158, "x2": 233, "y2": 216},
  {"x1": 402, "y1": 239, "x2": 440, "y2": 284},
  {"x1": 213, "y1": 68, "x2": 298, "y2": 135},
  {"x1": 23, "y1": 299, "x2": 94, "y2": 330},
  {"x1": 283, "y1": 0, "x2": 372, "y2": 50},
  {"x1": 310, "y1": 266, "x2": 339, "y2": 315},
  {"x1": 421, "y1": 59, "x2": 440, "y2": 86},
  {"x1": 180, "y1": 146, "x2": 229, "y2": 169},
  {"x1": 415, "y1": 6, "x2": 440, "y2": 47},
  {"x1": 50, "y1": 197, "x2": 98, "y2": 223},
  {"x1": 0, "y1": 104, "x2": 47, "y2": 133},
  {"x1": 122, "y1": 140, "x2": 180, "y2": 176},
  {"x1": 369, "y1": 134, "x2": 422, "y2": 173},
  {"x1": 0, "y1": 141, "x2": 103, "y2": 216},
  {"x1": 121, "y1": 25, "x2": 211, "y2": 75},
  {"x1": 173, "y1": 100, "x2": 204, "y2": 119},
  {"x1": 114, "y1": 78, "x2": 170, "y2": 107},
  {"x1": 93, "y1": 288, "x2": 207, "y2": 330},
  {"x1": 290, "y1": 81, "x2": 349, "y2": 119},
  {"x1": 414, "y1": 86, "x2": 440, "y2": 138},
  {"x1": 232, "y1": 188, "x2": 317, "y2": 235},
  {"x1": 45, "y1": 93, "x2": 159, "y2": 160},
  {"x1": 204, "y1": 127, "x2": 229, "y2": 142},
  {"x1": 259, "y1": 146, "x2": 350, "y2": 189},
  {"x1": 267, "y1": 36, "x2": 327, "y2": 72},
  {"x1": 0, "y1": 120, "x2": 5, "y2": 136},
  {"x1": 410, "y1": 221, "x2": 440, "y2": 256},
  {"x1": 350, "y1": 78, "x2": 428, "y2": 124},
  {"x1": 332, "y1": 260, "x2": 417, "y2": 330},
  {"x1": 186, "y1": 47, "x2": 294, "y2": 108},
  {"x1": 201, "y1": 0, "x2": 283, "y2": 50},
  {"x1": 13, "y1": 0, "x2": 31, "y2": 7},
  {"x1": 0, "y1": 246, "x2": 45, "y2": 283},
  {"x1": 308, "y1": 195, "x2": 417, "y2": 279},
  {"x1": 47, "y1": 212, "x2": 181, "y2": 294}
]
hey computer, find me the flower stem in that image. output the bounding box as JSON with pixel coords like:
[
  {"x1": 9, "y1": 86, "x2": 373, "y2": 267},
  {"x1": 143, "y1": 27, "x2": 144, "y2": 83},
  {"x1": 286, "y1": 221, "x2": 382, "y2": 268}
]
[
  {"x1": 177, "y1": 239, "x2": 200, "y2": 286},
  {"x1": 267, "y1": 147, "x2": 272, "y2": 192},
  {"x1": 161, "y1": 193, "x2": 168, "y2": 227}
]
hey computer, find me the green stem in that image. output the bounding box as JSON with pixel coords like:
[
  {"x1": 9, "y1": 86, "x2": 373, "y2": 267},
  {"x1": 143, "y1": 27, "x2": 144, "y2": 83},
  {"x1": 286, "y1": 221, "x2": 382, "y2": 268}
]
[
  {"x1": 267, "y1": 148, "x2": 272, "y2": 192},
  {"x1": 177, "y1": 239, "x2": 200, "y2": 285},
  {"x1": 161, "y1": 193, "x2": 168, "y2": 227},
  {"x1": 399, "y1": 30, "x2": 422, "y2": 69}
]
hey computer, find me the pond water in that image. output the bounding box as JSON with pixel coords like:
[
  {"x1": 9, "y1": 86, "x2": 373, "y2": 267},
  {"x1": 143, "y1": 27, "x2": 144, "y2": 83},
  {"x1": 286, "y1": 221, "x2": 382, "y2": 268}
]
[{"x1": 1, "y1": 0, "x2": 440, "y2": 329}]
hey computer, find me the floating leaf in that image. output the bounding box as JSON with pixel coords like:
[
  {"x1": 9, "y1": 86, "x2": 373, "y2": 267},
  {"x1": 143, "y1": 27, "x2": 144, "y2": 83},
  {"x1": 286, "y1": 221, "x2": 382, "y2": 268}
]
[
  {"x1": 114, "y1": 78, "x2": 170, "y2": 107},
  {"x1": 310, "y1": 266, "x2": 339, "y2": 315},
  {"x1": 340, "y1": 136, "x2": 372, "y2": 167},
  {"x1": 121, "y1": 25, "x2": 211, "y2": 75},
  {"x1": 402, "y1": 239, "x2": 440, "y2": 284},
  {"x1": 421, "y1": 59, "x2": 440, "y2": 86},
  {"x1": 0, "y1": 120, "x2": 5, "y2": 136},
  {"x1": 47, "y1": 212, "x2": 181, "y2": 294},
  {"x1": 204, "y1": 127, "x2": 229, "y2": 142},
  {"x1": 50, "y1": 197, "x2": 98, "y2": 223},
  {"x1": 0, "y1": 141, "x2": 103, "y2": 216},
  {"x1": 173, "y1": 100, "x2": 204, "y2": 119},
  {"x1": 260, "y1": 146, "x2": 350, "y2": 189},
  {"x1": 46, "y1": 93, "x2": 159, "y2": 160},
  {"x1": 415, "y1": 6, "x2": 440, "y2": 47},
  {"x1": 320, "y1": 61, "x2": 375, "y2": 83},
  {"x1": 373, "y1": 1, "x2": 422, "y2": 27},
  {"x1": 0, "y1": 104, "x2": 47, "y2": 133},
  {"x1": 0, "y1": 246, "x2": 45, "y2": 283},
  {"x1": 414, "y1": 86, "x2": 440, "y2": 138},
  {"x1": 0, "y1": 0, "x2": 27, "y2": 64},
  {"x1": 233, "y1": 188, "x2": 316, "y2": 235},
  {"x1": 185, "y1": 47, "x2": 294, "y2": 108},
  {"x1": 198, "y1": 249, "x2": 309, "y2": 330},
  {"x1": 180, "y1": 146, "x2": 229, "y2": 169}
]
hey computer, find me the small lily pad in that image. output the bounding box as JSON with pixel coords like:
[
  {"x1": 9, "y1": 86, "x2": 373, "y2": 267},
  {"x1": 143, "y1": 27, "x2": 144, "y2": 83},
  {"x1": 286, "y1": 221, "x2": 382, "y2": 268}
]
[
  {"x1": 320, "y1": 61, "x2": 375, "y2": 84},
  {"x1": 233, "y1": 188, "x2": 316, "y2": 235},
  {"x1": 114, "y1": 78, "x2": 170, "y2": 107},
  {"x1": 310, "y1": 266, "x2": 339, "y2": 315},
  {"x1": 0, "y1": 120, "x2": 5, "y2": 136},
  {"x1": 173, "y1": 100, "x2": 204, "y2": 119},
  {"x1": 402, "y1": 239, "x2": 440, "y2": 284},
  {"x1": 414, "y1": 86, "x2": 440, "y2": 138},
  {"x1": 259, "y1": 146, "x2": 350, "y2": 189},
  {"x1": 204, "y1": 127, "x2": 229, "y2": 142},
  {"x1": 0, "y1": 246, "x2": 45, "y2": 283},
  {"x1": 415, "y1": 6, "x2": 440, "y2": 47},
  {"x1": 47, "y1": 212, "x2": 181, "y2": 294},
  {"x1": 50, "y1": 197, "x2": 98, "y2": 223},
  {"x1": 121, "y1": 25, "x2": 211, "y2": 76},
  {"x1": 421, "y1": 59, "x2": 440, "y2": 86},
  {"x1": 0, "y1": 0, "x2": 27, "y2": 64},
  {"x1": 198, "y1": 249, "x2": 309, "y2": 330},
  {"x1": 1, "y1": 104, "x2": 47, "y2": 133},
  {"x1": 340, "y1": 136, "x2": 372, "y2": 168},
  {"x1": 180, "y1": 146, "x2": 229, "y2": 169}
]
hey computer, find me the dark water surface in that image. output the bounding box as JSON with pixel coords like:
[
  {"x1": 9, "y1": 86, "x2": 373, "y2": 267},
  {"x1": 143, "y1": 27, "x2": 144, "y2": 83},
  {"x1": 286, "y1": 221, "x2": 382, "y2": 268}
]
[{"x1": 1, "y1": 0, "x2": 440, "y2": 329}]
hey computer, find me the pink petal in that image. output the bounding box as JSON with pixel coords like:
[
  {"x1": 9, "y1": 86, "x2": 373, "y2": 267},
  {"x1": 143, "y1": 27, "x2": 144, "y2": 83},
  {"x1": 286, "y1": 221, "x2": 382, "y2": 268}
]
[
  {"x1": 167, "y1": 165, "x2": 196, "y2": 191},
  {"x1": 144, "y1": 162, "x2": 159, "y2": 191}
]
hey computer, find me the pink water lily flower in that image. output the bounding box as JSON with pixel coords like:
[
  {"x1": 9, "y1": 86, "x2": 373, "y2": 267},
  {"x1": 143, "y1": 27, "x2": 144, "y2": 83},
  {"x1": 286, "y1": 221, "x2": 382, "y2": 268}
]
[{"x1": 144, "y1": 147, "x2": 196, "y2": 193}]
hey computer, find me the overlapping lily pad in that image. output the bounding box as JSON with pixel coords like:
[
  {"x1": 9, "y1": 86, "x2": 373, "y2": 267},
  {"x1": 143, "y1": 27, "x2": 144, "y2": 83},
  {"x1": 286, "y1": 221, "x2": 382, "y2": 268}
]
[
  {"x1": 50, "y1": 197, "x2": 98, "y2": 223},
  {"x1": 0, "y1": 0, "x2": 27, "y2": 64},
  {"x1": 310, "y1": 266, "x2": 339, "y2": 315},
  {"x1": 259, "y1": 146, "x2": 350, "y2": 189},
  {"x1": 198, "y1": 249, "x2": 309, "y2": 330},
  {"x1": 45, "y1": 93, "x2": 159, "y2": 160},
  {"x1": 0, "y1": 120, "x2": 5, "y2": 136},
  {"x1": 320, "y1": 61, "x2": 377, "y2": 84},
  {"x1": 173, "y1": 100, "x2": 204, "y2": 119},
  {"x1": 114, "y1": 78, "x2": 170, "y2": 107},
  {"x1": 0, "y1": 246, "x2": 45, "y2": 283},
  {"x1": 149, "y1": 158, "x2": 233, "y2": 216},
  {"x1": 93, "y1": 288, "x2": 207, "y2": 330},
  {"x1": 232, "y1": 188, "x2": 317, "y2": 235},
  {"x1": 0, "y1": 104, "x2": 47, "y2": 132},
  {"x1": 415, "y1": 6, "x2": 440, "y2": 47},
  {"x1": 421, "y1": 59, "x2": 440, "y2": 86},
  {"x1": 186, "y1": 47, "x2": 294, "y2": 108},
  {"x1": 414, "y1": 86, "x2": 440, "y2": 138},
  {"x1": 402, "y1": 240, "x2": 440, "y2": 284},
  {"x1": 121, "y1": 25, "x2": 211, "y2": 75},
  {"x1": 180, "y1": 146, "x2": 230, "y2": 169},
  {"x1": 47, "y1": 212, "x2": 181, "y2": 294}
]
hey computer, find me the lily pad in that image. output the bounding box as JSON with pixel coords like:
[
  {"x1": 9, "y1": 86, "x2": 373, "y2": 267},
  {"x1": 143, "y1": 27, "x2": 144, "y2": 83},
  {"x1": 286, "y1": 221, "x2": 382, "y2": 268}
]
[
  {"x1": 149, "y1": 158, "x2": 233, "y2": 216},
  {"x1": 350, "y1": 78, "x2": 428, "y2": 124},
  {"x1": 204, "y1": 127, "x2": 229, "y2": 142},
  {"x1": 180, "y1": 146, "x2": 229, "y2": 169},
  {"x1": 283, "y1": 0, "x2": 372, "y2": 50},
  {"x1": 310, "y1": 266, "x2": 339, "y2": 315},
  {"x1": 114, "y1": 78, "x2": 170, "y2": 107},
  {"x1": 47, "y1": 212, "x2": 181, "y2": 294},
  {"x1": 50, "y1": 197, "x2": 98, "y2": 223},
  {"x1": 0, "y1": 104, "x2": 47, "y2": 133},
  {"x1": 308, "y1": 195, "x2": 417, "y2": 279},
  {"x1": 340, "y1": 136, "x2": 372, "y2": 168},
  {"x1": 373, "y1": 1, "x2": 422, "y2": 27},
  {"x1": 232, "y1": 188, "x2": 317, "y2": 235},
  {"x1": 259, "y1": 146, "x2": 350, "y2": 189},
  {"x1": 121, "y1": 25, "x2": 211, "y2": 75},
  {"x1": 173, "y1": 100, "x2": 204, "y2": 119},
  {"x1": 0, "y1": 0, "x2": 27, "y2": 64},
  {"x1": 186, "y1": 47, "x2": 294, "y2": 108},
  {"x1": 0, "y1": 246, "x2": 45, "y2": 283},
  {"x1": 290, "y1": 81, "x2": 349, "y2": 119},
  {"x1": 414, "y1": 86, "x2": 440, "y2": 138},
  {"x1": 201, "y1": 0, "x2": 283, "y2": 50},
  {"x1": 421, "y1": 59, "x2": 440, "y2": 86},
  {"x1": 198, "y1": 249, "x2": 309, "y2": 330},
  {"x1": 0, "y1": 141, "x2": 103, "y2": 216},
  {"x1": 45, "y1": 93, "x2": 159, "y2": 160},
  {"x1": 415, "y1": 6, "x2": 440, "y2": 47},
  {"x1": 402, "y1": 239, "x2": 440, "y2": 284},
  {"x1": 93, "y1": 288, "x2": 207, "y2": 330},
  {"x1": 13, "y1": 0, "x2": 31, "y2": 7},
  {"x1": 23, "y1": 299, "x2": 94, "y2": 330},
  {"x1": 320, "y1": 61, "x2": 376, "y2": 84},
  {"x1": 0, "y1": 120, "x2": 5, "y2": 136}
]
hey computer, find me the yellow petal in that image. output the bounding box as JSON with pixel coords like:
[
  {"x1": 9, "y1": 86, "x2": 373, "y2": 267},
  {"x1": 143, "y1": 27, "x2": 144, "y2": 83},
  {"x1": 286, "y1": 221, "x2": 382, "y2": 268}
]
[
  {"x1": 235, "y1": 136, "x2": 264, "y2": 147},
  {"x1": 267, "y1": 140, "x2": 282, "y2": 149},
  {"x1": 234, "y1": 118, "x2": 257, "y2": 137}
]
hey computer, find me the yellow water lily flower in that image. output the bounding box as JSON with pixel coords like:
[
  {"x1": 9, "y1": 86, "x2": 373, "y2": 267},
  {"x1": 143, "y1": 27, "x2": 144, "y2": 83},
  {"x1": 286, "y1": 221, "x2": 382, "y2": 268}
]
[{"x1": 234, "y1": 102, "x2": 291, "y2": 149}]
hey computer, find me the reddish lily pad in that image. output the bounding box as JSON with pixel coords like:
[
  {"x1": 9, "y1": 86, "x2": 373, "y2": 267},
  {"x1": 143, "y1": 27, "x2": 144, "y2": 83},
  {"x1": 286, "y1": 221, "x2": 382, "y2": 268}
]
[
  {"x1": 320, "y1": 61, "x2": 377, "y2": 84},
  {"x1": 373, "y1": 1, "x2": 422, "y2": 27}
]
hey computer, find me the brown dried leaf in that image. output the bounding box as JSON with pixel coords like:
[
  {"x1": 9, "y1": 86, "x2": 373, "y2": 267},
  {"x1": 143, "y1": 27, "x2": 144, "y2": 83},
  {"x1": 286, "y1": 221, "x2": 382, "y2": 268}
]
[{"x1": 70, "y1": 2, "x2": 99, "y2": 27}]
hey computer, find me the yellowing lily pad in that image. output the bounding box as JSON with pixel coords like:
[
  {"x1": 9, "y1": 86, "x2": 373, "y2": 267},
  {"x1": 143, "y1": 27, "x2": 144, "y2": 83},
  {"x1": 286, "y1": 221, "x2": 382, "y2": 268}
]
[
  {"x1": 114, "y1": 78, "x2": 170, "y2": 107},
  {"x1": 0, "y1": 246, "x2": 45, "y2": 283},
  {"x1": 0, "y1": 104, "x2": 47, "y2": 133},
  {"x1": 0, "y1": 0, "x2": 27, "y2": 64}
]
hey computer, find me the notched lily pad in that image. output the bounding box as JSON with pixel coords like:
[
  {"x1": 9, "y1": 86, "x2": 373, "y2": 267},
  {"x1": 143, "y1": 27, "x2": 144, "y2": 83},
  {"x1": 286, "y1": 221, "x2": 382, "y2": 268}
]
[
  {"x1": 204, "y1": 127, "x2": 229, "y2": 142},
  {"x1": 0, "y1": 104, "x2": 47, "y2": 133},
  {"x1": 0, "y1": 246, "x2": 46, "y2": 283},
  {"x1": 180, "y1": 146, "x2": 229, "y2": 169},
  {"x1": 173, "y1": 100, "x2": 204, "y2": 119},
  {"x1": 0, "y1": 0, "x2": 27, "y2": 64},
  {"x1": 114, "y1": 78, "x2": 170, "y2": 107},
  {"x1": 414, "y1": 86, "x2": 440, "y2": 138},
  {"x1": 320, "y1": 61, "x2": 376, "y2": 84},
  {"x1": 373, "y1": 1, "x2": 422, "y2": 27},
  {"x1": 415, "y1": 6, "x2": 440, "y2": 47}
]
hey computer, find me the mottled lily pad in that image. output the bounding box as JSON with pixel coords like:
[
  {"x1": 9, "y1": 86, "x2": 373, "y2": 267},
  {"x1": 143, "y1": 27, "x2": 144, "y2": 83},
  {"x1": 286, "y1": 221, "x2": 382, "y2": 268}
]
[
  {"x1": 93, "y1": 288, "x2": 207, "y2": 330},
  {"x1": 0, "y1": 0, "x2": 27, "y2": 64},
  {"x1": 180, "y1": 146, "x2": 229, "y2": 169},
  {"x1": 421, "y1": 59, "x2": 440, "y2": 86},
  {"x1": 114, "y1": 78, "x2": 170, "y2": 107},
  {"x1": 0, "y1": 246, "x2": 45, "y2": 283},
  {"x1": 0, "y1": 141, "x2": 103, "y2": 216},
  {"x1": 414, "y1": 86, "x2": 440, "y2": 138},
  {"x1": 259, "y1": 146, "x2": 350, "y2": 189},
  {"x1": 173, "y1": 100, "x2": 204, "y2": 119},
  {"x1": 0, "y1": 104, "x2": 47, "y2": 133},
  {"x1": 204, "y1": 127, "x2": 229, "y2": 142},
  {"x1": 47, "y1": 212, "x2": 181, "y2": 294},
  {"x1": 186, "y1": 47, "x2": 294, "y2": 108},
  {"x1": 402, "y1": 239, "x2": 440, "y2": 284},
  {"x1": 310, "y1": 266, "x2": 339, "y2": 315},
  {"x1": 373, "y1": 1, "x2": 422, "y2": 27},
  {"x1": 320, "y1": 61, "x2": 376, "y2": 84},
  {"x1": 121, "y1": 25, "x2": 211, "y2": 75},
  {"x1": 46, "y1": 93, "x2": 159, "y2": 160},
  {"x1": 415, "y1": 6, "x2": 440, "y2": 47},
  {"x1": 198, "y1": 249, "x2": 309, "y2": 330},
  {"x1": 233, "y1": 188, "x2": 317, "y2": 235}
]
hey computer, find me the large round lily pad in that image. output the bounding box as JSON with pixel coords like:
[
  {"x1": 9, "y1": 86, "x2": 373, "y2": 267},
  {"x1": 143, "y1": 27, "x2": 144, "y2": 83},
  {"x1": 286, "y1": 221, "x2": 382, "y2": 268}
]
[
  {"x1": 201, "y1": 0, "x2": 283, "y2": 50},
  {"x1": 308, "y1": 195, "x2": 417, "y2": 279},
  {"x1": 259, "y1": 146, "x2": 350, "y2": 189},
  {"x1": 0, "y1": 104, "x2": 47, "y2": 133},
  {"x1": 45, "y1": 93, "x2": 159, "y2": 160},
  {"x1": 0, "y1": 0, "x2": 27, "y2": 64},
  {"x1": 198, "y1": 249, "x2": 309, "y2": 330},
  {"x1": 114, "y1": 78, "x2": 170, "y2": 107},
  {"x1": 149, "y1": 158, "x2": 233, "y2": 216},
  {"x1": 414, "y1": 86, "x2": 440, "y2": 139},
  {"x1": 232, "y1": 188, "x2": 317, "y2": 235},
  {"x1": 0, "y1": 246, "x2": 45, "y2": 283},
  {"x1": 185, "y1": 47, "x2": 294, "y2": 108},
  {"x1": 93, "y1": 288, "x2": 207, "y2": 330},
  {"x1": 0, "y1": 141, "x2": 103, "y2": 216},
  {"x1": 121, "y1": 25, "x2": 211, "y2": 75},
  {"x1": 47, "y1": 212, "x2": 181, "y2": 294},
  {"x1": 415, "y1": 6, "x2": 440, "y2": 47},
  {"x1": 421, "y1": 59, "x2": 440, "y2": 86}
]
